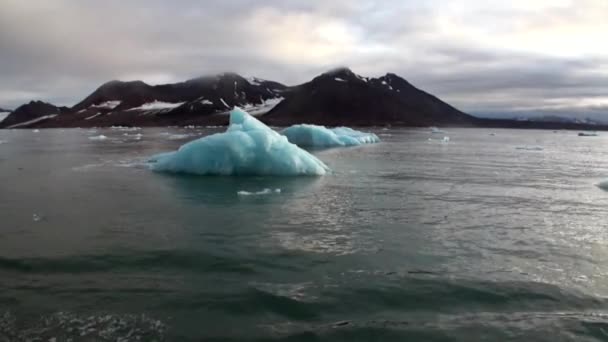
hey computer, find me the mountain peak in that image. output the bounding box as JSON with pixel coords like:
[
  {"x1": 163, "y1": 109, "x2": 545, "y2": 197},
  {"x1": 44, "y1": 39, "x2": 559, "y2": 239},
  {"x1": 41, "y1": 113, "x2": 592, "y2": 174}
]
[{"x1": 321, "y1": 67, "x2": 356, "y2": 78}]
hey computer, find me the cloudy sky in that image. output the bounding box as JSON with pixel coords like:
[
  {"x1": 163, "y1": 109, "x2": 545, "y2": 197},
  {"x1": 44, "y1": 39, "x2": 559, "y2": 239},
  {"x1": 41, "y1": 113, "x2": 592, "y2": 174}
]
[{"x1": 1, "y1": 0, "x2": 607, "y2": 118}]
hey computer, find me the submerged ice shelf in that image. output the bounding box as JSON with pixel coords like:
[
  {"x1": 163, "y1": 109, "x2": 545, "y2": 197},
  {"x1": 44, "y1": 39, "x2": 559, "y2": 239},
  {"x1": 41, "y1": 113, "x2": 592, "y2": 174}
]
[
  {"x1": 281, "y1": 124, "x2": 380, "y2": 148},
  {"x1": 148, "y1": 108, "x2": 330, "y2": 176}
]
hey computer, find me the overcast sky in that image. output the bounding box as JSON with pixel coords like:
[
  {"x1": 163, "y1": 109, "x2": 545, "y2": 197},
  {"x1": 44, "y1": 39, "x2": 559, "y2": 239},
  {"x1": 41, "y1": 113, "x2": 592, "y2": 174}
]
[{"x1": 0, "y1": 0, "x2": 607, "y2": 117}]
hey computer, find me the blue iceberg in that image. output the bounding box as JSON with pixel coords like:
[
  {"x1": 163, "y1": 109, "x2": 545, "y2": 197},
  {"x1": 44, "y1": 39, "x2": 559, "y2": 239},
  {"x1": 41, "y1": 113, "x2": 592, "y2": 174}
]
[
  {"x1": 148, "y1": 108, "x2": 330, "y2": 176},
  {"x1": 281, "y1": 124, "x2": 380, "y2": 148}
]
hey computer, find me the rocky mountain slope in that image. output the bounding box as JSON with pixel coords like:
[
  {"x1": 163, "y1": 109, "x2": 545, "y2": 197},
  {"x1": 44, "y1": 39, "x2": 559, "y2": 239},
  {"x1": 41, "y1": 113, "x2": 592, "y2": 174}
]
[
  {"x1": 263, "y1": 68, "x2": 474, "y2": 126},
  {"x1": 0, "y1": 101, "x2": 68, "y2": 128}
]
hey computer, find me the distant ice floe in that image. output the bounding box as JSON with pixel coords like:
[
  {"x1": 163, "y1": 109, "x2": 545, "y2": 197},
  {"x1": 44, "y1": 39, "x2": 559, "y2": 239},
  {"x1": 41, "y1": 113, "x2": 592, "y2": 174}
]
[
  {"x1": 515, "y1": 146, "x2": 543, "y2": 151},
  {"x1": 32, "y1": 129, "x2": 40, "y2": 133},
  {"x1": 578, "y1": 132, "x2": 598, "y2": 137},
  {"x1": 128, "y1": 101, "x2": 185, "y2": 111},
  {"x1": 430, "y1": 126, "x2": 446, "y2": 134},
  {"x1": 148, "y1": 107, "x2": 330, "y2": 176},
  {"x1": 237, "y1": 188, "x2": 281, "y2": 196},
  {"x1": 123, "y1": 133, "x2": 143, "y2": 140},
  {"x1": 427, "y1": 136, "x2": 450, "y2": 143},
  {"x1": 91, "y1": 101, "x2": 121, "y2": 109},
  {"x1": 89, "y1": 135, "x2": 108, "y2": 141},
  {"x1": 281, "y1": 125, "x2": 380, "y2": 148},
  {"x1": 111, "y1": 126, "x2": 141, "y2": 132},
  {"x1": 165, "y1": 133, "x2": 193, "y2": 140}
]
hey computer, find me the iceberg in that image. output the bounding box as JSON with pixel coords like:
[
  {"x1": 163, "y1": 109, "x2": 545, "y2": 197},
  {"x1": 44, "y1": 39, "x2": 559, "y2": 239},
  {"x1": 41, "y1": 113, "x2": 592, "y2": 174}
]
[
  {"x1": 148, "y1": 108, "x2": 329, "y2": 176},
  {"x1": 281, "y1": 124, "x2": 380, "y2": 148}
]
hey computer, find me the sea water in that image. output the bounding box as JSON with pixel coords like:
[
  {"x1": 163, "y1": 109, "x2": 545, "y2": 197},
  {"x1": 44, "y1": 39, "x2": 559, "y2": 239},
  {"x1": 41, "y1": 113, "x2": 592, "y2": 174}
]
[{"x1": 1, "y1": 127, "x2": 608, "y2": 341}]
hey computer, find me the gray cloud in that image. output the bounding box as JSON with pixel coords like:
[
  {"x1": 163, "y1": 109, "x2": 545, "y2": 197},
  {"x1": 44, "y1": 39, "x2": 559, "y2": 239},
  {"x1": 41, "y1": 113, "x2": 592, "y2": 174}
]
[{"x1": 0, "y1": 0, "x2": 607, "y2": 119}]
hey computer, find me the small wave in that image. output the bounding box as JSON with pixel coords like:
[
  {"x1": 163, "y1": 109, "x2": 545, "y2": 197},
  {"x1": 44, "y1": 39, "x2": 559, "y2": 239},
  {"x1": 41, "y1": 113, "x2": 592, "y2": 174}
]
[
  {"x1": 0, "y1": 250, "x2": 297, "y2": 274},
  {"x1": 516, "y1": 146, "x2": 544, "y2": 151},
  {"x1": 0, "y1": 311, "x2": 165, "y2": 341}
]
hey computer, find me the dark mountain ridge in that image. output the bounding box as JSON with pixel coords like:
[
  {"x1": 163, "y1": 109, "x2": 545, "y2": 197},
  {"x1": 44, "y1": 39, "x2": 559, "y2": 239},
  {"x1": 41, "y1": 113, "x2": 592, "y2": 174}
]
[
  {"x1": 0, "y1": 101, "x2": 69, "y2": 128},
  {"x1": 264, "y1": 68, "x2": 473, "y2": 126},
  {"x1": 1, "y1": 68, "x2": 606, "y2": 131}
]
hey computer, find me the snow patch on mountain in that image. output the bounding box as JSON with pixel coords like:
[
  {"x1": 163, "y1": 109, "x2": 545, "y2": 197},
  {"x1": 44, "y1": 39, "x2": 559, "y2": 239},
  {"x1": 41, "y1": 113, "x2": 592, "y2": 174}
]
[{"x1": 129, "y1": 101, "x2": 185, "y2": 111}]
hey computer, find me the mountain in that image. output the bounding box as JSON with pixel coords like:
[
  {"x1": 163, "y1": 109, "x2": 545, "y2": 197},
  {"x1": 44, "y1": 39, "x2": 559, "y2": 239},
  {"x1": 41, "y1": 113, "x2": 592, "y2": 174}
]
[
  {"x1": 36, "y1": 73, "x2": 286, "y2": 127},
  {"x1": 0, "y1": 101, "x2": 69, "y2": 128},
  {"x1": 263, "y1": 68, "x2": 474, "y2": 126},
  {"x1": 0, "y1": 107, "x2": 11, "y2": 123}
]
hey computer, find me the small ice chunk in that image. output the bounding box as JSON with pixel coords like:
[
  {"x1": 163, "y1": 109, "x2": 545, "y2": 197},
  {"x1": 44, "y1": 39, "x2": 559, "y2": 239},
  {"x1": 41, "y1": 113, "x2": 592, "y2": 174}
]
[
  {"x1": 237, "y1": 188, "x2": 281, "y2": 196},
  {"x1": 32, "y1": 129, "x2": 40, "y2": 133},
  {"x1": 148, "y1": 108, "x2": 330, "y2": 176},
  {"x1": 89, "y1": 135, "x2": 108, "y2": 141},
  {"x1": 32, "y1": 213, "x2": 41, "y2": 222},
  {"x1": 442, "y1": 136, "x2": 450, "y2": 143},
  {"x1": 123, "y1": 133, "x2": 143, "y2": 140},
  {"x1": 334, "y1": 77, "x2": 347, "y2": 82},
  {"x1": 430, "y1": 127, "x2": 446, "y2": 134},
  {"x1": 166, "y1": 134, "x2": 192, "y2": 140},
  {"x1": 578, "y1": 132, "x2": 598, "y2": 137},
  {"x1": 281, "y1": 125, "x2": 380, "y2": 148}
]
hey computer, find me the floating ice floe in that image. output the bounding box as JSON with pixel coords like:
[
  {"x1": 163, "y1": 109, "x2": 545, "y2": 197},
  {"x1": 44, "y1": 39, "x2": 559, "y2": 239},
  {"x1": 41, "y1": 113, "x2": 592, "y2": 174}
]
[
  {"x1": 148, "y1": 108, "x2": 330, "y2": 176},
  {"x1": 578, "y1": 132, "x2": 598, "y2": 137},
  {"x1": 281, "y1": 125, "x2": 380, "y2": 148},
  {"x1": 237, "y1": 188, "x2": 281, "y2": 196},
  {"x1": 430, "y1": 127, "x2": 446, "y2": 134},
  {"x1": 89, "y1": 135, "x2": 108, "y2": 141},
  {"x1": 111, "y1": 126, "x2": 141, "y2": 131},
  {"x1": 165, "y1": 133, "x2": 193, "y2": 140},
  {"x1": 123, "y1": 133, "x2": 143, "y2": 140},
  {"x1": 428, "y1": 136, "x2": 450, "y2": 143}
]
